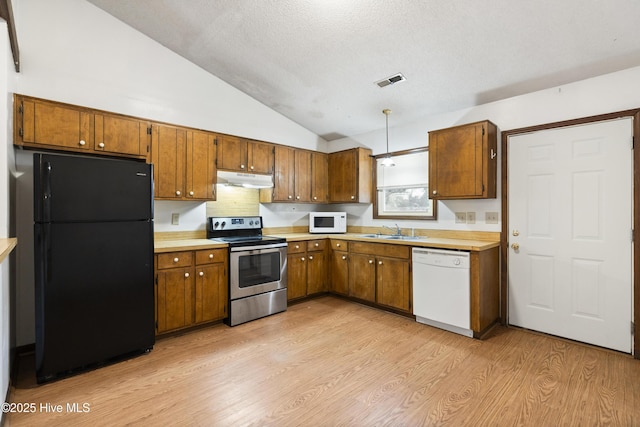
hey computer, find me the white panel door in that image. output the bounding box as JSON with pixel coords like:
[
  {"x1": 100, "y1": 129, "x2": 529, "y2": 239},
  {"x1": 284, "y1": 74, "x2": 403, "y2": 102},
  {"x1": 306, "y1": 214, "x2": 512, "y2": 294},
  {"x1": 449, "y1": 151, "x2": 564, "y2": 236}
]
[{"x1": 508, "y1": 118, "x2": 633, "y2": 353}]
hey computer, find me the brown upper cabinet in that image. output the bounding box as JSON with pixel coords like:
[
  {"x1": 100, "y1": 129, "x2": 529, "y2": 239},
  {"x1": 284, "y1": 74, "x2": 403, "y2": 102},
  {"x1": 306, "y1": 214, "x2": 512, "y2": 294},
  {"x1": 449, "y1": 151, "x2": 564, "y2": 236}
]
[
  {"x1": 151, "y1": 124, "x2": 216, "y2": 201},
  {"x1": 328, "y1": 147, "x2": 372, "y2": 203},
  {"x1": 428, "y1": 120, "x2": 497, "y2": 199},
  {"x1": 262, "y1": 146, "x2": 328, "y2": 204},
  {"x1": 14, "y1": 94, "x2": 150, "y2": 161},
  {"x1": 217, "y1": 134, "x2": 274, "y2": 174},
  {"x1": 311, "y1": 151, "x2": 329, "y2": 203}
]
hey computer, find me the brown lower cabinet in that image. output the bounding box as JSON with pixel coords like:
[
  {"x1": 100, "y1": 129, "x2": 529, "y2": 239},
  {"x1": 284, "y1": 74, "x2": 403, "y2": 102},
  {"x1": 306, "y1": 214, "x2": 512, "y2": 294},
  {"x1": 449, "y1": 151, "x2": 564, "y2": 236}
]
[
  {"x1": 155, "y1": 248, "x2": 228, "y2": 334},
  {"x1": 329, "y1": 239, "x2": 498, "y2": 333},
  {"x1": 287, "y1": 239, "x2": 328, "y2": 301}
]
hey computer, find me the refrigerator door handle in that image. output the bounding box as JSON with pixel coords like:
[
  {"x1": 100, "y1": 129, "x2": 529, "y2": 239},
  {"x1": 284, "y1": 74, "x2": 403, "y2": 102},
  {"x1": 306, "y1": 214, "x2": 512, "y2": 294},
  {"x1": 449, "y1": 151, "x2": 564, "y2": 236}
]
[{"x1": 42, "y1": 161, "x2": 52, "y2": 223}]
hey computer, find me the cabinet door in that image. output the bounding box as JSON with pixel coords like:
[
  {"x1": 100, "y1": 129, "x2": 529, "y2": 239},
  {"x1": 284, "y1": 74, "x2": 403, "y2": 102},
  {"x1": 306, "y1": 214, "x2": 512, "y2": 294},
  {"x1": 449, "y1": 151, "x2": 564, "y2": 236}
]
[
  {"x1": 330, "y1": 251, "x2": 349, "y2": 295},
  {"x1": 273, "y1": 145, "x2": 296, "y2": 202},
  {"x1": 429, "y1": 121, "x2": 496, "y2": 199},
  {"x1": 247, "y1": 141, "x2": 274, "y2": 174},
  {"x1": 95, "y1": 113, "x2": 148, "y2": 157},
  {"x1": 156, "y1": 267, "x2": 194, "y2": 333},
  {"x1": 217, "y1": 134, "x2": 247, "y2": 171},
  {"x1": 376, "y1": 257, "x2": 411, "y2": 312},
  {"x1": 349, "y1": 253, "x2": 376, "y2": 302},
  {"x1": 307, "y1": 251, "x2": 327, "y2": 295},
  {"x1": 311, "y1": 152, "x2": 328, "y2": 203},
  {"x1": 294, "y1": 149, "x2": 312, "y2": 202},
  {"x1": 328, "y1": 149, "x2": 356, "y2": 202},
  {"x1": 194, "y1": 264, "x2": 227, "y2": 323},
  {"x1": 186, "y1": 130, "x2": 217, "y2": 200},
  {"x1": 287, "y1": 253, "x2": 308, "y2": 300},
  {"x1": 19, "y1": 97, "x2": 92, "y2": 150},
  {"x1": 151, "y1": 124, "x2": 187, "y2": 199}
]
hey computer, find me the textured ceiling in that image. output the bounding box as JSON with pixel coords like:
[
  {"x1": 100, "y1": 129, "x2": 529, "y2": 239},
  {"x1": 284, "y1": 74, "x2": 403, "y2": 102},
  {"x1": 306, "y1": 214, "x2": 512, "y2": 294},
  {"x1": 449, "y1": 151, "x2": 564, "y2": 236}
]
[{"x1": 86, "y1": 0, "x2": 640, "y2": 141}]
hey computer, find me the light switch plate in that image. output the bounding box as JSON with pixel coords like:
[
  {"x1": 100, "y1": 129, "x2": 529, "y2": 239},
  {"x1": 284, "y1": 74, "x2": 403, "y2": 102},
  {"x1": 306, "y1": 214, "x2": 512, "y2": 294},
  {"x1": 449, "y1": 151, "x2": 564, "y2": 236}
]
[
  {"x1": 171, "y1": 213, "x2": 180, "y2": 225},
  {"x1": 485, "y1": 212, "x2": 499, "y2": 224},
  {"x1": 466, "y1": 212, "x2": 476, "y2": 224},
  {"x1": 455, "y1": 212, "x2": 467, "y2": 224}
]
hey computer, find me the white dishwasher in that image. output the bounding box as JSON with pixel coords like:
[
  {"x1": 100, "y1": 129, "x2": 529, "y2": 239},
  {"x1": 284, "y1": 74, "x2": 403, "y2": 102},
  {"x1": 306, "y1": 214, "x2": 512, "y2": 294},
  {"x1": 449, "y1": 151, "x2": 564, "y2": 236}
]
[{"x1": 412, "y1": 248, "x2": 472, "y2": 337}]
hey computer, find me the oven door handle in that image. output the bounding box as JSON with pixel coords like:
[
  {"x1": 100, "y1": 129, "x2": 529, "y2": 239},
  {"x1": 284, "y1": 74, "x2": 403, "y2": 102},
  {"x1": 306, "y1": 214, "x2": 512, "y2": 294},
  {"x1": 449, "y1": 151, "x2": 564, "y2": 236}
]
[{"x1": 230, "y1": 242, "x2": 287, "y2": 252}]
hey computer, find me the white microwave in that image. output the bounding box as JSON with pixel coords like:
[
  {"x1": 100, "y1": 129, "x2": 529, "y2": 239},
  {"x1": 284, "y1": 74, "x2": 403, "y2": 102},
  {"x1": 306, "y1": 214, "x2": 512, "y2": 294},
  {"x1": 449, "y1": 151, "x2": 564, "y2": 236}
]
[{"x1": 309, "y1": 212, "x2": 347, "y2": 234}]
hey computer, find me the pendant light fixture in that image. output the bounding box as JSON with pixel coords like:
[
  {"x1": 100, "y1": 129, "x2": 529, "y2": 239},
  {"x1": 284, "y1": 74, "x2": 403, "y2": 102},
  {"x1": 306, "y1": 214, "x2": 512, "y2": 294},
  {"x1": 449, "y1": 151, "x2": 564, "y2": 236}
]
[{"x1": 380, "y1": 108, "x2": 395, "y2": 167}]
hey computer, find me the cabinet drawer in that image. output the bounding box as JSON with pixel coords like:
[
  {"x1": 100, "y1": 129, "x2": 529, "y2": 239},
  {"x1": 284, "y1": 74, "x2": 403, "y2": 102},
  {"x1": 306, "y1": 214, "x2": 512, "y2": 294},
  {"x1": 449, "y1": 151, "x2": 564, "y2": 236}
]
[
  {"x1": 157, "y1": 251, "x2": 194, "y2": 269},
  {"x1": 288, "y1": 242, "x2": 306, "y2": 254},
  {"x1": 330, "y1": 239, "x2": 348, "y2": 251},
  {"x1": 195, "y1": 249, "x2": 227, "y2": 265},
  {"x1": 307, "y1": 240, "x2": 326, "y2": 252},
  {"x1": 350, "y1": 242, "x2": 410, "y2": 259}
]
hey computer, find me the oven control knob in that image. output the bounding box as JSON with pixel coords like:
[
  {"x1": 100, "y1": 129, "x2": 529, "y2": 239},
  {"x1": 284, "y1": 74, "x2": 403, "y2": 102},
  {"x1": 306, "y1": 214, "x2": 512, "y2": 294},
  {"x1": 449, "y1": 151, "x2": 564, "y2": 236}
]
[
  {"x1": 214, "y1": 221, "x2": 220, "y2": 228},
  {"x1": 453, "y1": 258, "x2": 461, "y2": 266},
  {"x1": 221, "y1": 221, "x2": 226, "y2": 228},
  {"x1": 249, "y1": 221, "x2": 254, "y2": 225}
]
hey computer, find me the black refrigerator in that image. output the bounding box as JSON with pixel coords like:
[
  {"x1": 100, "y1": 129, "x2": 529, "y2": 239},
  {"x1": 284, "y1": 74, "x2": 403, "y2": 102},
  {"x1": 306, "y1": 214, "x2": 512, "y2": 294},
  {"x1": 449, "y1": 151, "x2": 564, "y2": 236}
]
[{"x1": 33, "y1": 153, "x2": 155, "y2": 383}]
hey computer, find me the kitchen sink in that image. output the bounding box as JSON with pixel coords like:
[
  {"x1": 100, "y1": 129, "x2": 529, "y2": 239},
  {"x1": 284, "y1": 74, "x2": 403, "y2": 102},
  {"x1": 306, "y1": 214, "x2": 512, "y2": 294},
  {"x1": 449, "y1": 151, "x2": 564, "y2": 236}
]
[{"x1": 359, "y1": 234, "x2": 426, "y2": 241}]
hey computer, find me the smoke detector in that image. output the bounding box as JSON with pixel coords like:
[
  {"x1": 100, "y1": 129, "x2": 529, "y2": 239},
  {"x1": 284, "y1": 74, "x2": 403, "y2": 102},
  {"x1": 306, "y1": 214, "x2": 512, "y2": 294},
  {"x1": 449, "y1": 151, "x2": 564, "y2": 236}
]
[{"x1": 375, "y1": 73, "x2": 406, "y2": 88}]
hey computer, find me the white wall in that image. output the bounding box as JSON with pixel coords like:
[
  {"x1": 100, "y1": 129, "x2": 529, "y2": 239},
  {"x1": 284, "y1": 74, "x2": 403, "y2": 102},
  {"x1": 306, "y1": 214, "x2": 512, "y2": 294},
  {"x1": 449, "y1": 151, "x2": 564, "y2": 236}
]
[
  {"x1": 328, "y1": 65, "x2": 640, "y2": 232},
  {"x1": 0, "y1": 18, "x2": 15, "y2": 405}
]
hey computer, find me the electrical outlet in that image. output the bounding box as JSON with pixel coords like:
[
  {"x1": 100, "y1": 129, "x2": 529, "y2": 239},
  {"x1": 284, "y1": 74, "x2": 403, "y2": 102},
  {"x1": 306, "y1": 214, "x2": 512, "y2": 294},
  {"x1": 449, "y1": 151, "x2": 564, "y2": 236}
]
[
  {"x1": 485, "y1": 212, "x2": 499, "y2": 224},
  {"x1": 171, "y1": 213, "x2": 180, "y2": 225},
  {"x1": 466, "y1": 212, "x2": 476, "y2": 224},
  {"x1": 455, "y1": 212, "x2": 467, "y2": 224}
]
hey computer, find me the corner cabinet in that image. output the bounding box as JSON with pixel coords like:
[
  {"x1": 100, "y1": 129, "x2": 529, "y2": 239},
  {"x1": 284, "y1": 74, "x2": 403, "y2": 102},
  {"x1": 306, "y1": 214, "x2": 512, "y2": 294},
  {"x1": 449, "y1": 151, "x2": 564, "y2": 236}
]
[
  {"x1": 151, "y1": 124, "x2": 217, "y2": 201},
  {"x1": 328, "y1": 147, "x2": 372, "y2": 203},
  {"x1": 428, "y1": 120, "x2": 497, "y2": 199},
  {"x1": 14, "y1": 94, "x2": 150, "y2": 161}
]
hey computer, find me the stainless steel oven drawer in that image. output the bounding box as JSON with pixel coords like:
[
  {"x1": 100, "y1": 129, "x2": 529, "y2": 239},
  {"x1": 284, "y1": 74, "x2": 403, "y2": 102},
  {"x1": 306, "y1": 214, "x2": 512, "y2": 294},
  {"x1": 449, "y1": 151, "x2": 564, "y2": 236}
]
[{"x1": 228, "y1": 288, "x2": 287, "y2": 326}]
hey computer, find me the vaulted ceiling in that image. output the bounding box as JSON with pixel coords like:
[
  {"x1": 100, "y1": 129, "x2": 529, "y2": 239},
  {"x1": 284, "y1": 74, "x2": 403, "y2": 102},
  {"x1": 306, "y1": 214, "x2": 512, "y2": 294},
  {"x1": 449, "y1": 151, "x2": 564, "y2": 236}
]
[{"x1": 86, "y1": 0, "x2": 640, "y2": 140}]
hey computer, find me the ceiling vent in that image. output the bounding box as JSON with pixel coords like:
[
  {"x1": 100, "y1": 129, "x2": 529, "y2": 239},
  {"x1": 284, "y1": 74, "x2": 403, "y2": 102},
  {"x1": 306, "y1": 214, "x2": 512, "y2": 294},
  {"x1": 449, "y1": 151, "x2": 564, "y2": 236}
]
[{"x1": 375, "y1": 73, "x2": 406, "y2": 88}]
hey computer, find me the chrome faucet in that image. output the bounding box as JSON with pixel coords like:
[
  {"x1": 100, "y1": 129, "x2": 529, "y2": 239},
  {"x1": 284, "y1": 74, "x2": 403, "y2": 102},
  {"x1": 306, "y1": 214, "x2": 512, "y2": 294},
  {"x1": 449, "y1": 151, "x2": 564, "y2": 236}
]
[{"x1": 383, "y1": 224, "x2": 402, "y2": 236}]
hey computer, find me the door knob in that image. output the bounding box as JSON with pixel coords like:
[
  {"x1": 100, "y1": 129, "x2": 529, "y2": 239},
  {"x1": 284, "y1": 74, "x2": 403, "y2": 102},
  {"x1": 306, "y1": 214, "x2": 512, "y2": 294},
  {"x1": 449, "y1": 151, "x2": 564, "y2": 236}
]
[{"x1": 511, "y1": 243, "x2": 520, "y2": 250}]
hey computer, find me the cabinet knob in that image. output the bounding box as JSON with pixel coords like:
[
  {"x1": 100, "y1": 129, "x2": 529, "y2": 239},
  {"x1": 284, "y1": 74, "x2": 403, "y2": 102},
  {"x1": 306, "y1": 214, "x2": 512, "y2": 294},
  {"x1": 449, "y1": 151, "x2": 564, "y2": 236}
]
[
  {"x1": 98, "y1": 142, "x2": 105, "y2": 148},
  {"x1": 432, "y1": 190, "x2": 437, "y2": 195},
  {"x1": 296, "y1": 196, "x2": 300, "y2": 199},
  {"x1": 369, "y1": 260, "x2": 374, "y2": 264},
  {"x1": 173, "y1": 257, "x2": 179, "y2": 263},
  {"x1": 315, "y1": 243, "x2": 319, "y2": 247},
  {"x1": 336, "y1": 244, "x2": 340, "y2": 247},
  {"x1": 250, "y1": 165, "x2": 254, "y2": 170},
  {"x1": 342, "y1": 255, "x2": 347, "y2": 260},
  {"x1": 288, "y1": 195, "x2": 293, "y2": 199},
  {"x1": 313, "y1": 196, "x2": 317, "y2": 200},
  {"x1": 209, "y1": 253, "x2": 214, "y2": 259},
  {"x1": 378, "y1": 261, "x2": 383, "y2": 265},
  {"x1": 351, "y1": 195, "x2": 355, "y2": 200},
  {"x1": 184, "y1": 272, "x2": 190, "y2": 278},
  {"x1": 309, "y1": 255, "x2": 314, "y2": 260},
  {"x1": 295, "y1": 245, "x2": 299, "y2": 249},
  {"x1": 301, "y1": 257, "x2": 305, "y2": 261},
  {"x1": 199, "y1": 271, "x2": 204, "y2": 277},
  {"x1": 79, "y1": 140, "x2": 86, "y2": 146},
  {"x1": 176, "y1": 190, "x2": 181, "y2": 196},
  {"x1": 189, "y1": 191, "x2": 194, "y2": 196},
  {"x1": 240, "y1": 164, "x2": 245, "y2": 169}
]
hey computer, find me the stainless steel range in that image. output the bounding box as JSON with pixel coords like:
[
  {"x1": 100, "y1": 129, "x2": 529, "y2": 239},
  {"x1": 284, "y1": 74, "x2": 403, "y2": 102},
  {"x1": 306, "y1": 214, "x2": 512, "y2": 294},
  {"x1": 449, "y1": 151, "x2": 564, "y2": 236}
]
[{"x1": 207, "y1": 216, "x2": 287, "y2": 326}]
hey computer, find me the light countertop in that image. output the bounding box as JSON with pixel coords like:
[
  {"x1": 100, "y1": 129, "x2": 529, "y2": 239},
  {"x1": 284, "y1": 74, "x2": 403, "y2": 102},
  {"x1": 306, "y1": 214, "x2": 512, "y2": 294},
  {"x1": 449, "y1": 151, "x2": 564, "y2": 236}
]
[
  {"x1": 154, "y1": 233, "x2": 499, "y2": 253},
  {"x1": 0, "y1": 238, "x2": 18, "y2": 264}
]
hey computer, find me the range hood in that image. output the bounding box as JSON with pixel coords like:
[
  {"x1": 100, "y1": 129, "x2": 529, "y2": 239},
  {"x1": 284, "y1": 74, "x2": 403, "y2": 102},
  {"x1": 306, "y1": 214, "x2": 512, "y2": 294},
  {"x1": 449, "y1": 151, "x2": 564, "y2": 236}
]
[{"x1": 217, "y1": 170, "x2": 274, "y2": 189}]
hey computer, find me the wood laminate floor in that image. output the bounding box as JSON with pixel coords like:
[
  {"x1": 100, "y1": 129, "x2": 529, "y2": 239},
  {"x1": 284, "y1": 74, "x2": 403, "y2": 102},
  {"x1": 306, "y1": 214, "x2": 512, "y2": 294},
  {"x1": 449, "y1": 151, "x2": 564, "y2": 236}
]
[{"x1": 6, "y1": 296, "x2": 640, "y2": 426}]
